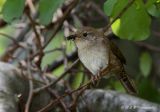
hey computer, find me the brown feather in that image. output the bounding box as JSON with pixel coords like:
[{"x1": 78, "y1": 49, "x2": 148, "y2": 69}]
[{"x1": 109, "y1": 40, "x2": 126, "y2": 64}]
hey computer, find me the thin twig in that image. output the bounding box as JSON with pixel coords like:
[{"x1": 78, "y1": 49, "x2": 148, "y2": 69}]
[
  {"x1": 103, "y1": 0, "x2": 136, "y2": 33},
  {"x1": 136, "y1": 42, "x2": 160, "y2": 52},
  {"x1": 40, "y1": 73, "x2": 70, "y2": 112},
  {"x1": 25, "y1": 12, "x2": 42, "y2": 50},
  {"x1": 37, "y1": 67, "x2": 110, "y2": 112},
  {"x1": 38, "y1": 67, "x2": 110, "y2": 111},
  {"x1": 26, "y1": 0, "x2": 36, "y2": 13},
  {"x1": 89, "y1": 2, "x2": 108, "y2": 20},
  {"x1": 61, "y1": 41, "x2": 76, "y2": 102},
  {"x1": 48, "y1": 89, "x2": 70, "y2": 112},
  {"x1": 46, "y1": 50, "x2": 77, "y2": 72},
  {"x1": 33, "y1": 59, "x2": 80, "y2": 94},
  {"x1": 37, "y1": 79, "x2": 93, "y2": 112},
  {"x1": 0, "y1": 32, "x2": 24, "y2": 48},
  {"x1": 69, "y1": 86, "x2": 86, "y2": 111},
  {"x1": 44, "y1": 48, "x2": 63, "y2": 54},
  {"x1": 0, "y1": 9, "x2": 38, "y2": 62},
  {"x1": 28, "y1": 48, "x2": 63, "y2": 61},
  {"x1": 42, "y1": 0, "x2": 79, "y2": 49},
  {"x1": 25, "y1": 52, "x2": 34, "y2": 112},
  {"x1": 27, "y1": 0, "x2": 79, "y2": 62},
  {"x1": 25, "y1": 11, "x2": 43, "y2": 67}
]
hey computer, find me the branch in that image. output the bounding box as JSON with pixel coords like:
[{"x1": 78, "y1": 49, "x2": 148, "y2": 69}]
[
  {"x1": 0, "y1": 62, "x2": 159, "y2": 112},
  {"x1": 25, "y1": 54, "x2": 34, "y2": 112},
  {"x1": 78, "y1": 90, "x2": 160, "y2": 112},
  {"x1": 33, "y1": 59, "x2": 80, "y2": 94},
  {"x1": 0, "y1": 33, "x2": 24, "y2": 48},
  {"x1": 36, "y1": 66, "x2": 112, "y2": 112},
  {"x1": 46, "y1": 50, "x2": 78, "y2": 72},
  {"x1": 25, "y1": 11, "x2": 42, "y2": 50},
  {"x1": 136, "y1": 42, "x2": 160, "y2": 52},
  {"x1": 40, "y1": 73, "x2": 70, "y2": 112},
  {"x1": 42, "y1": 0, "x2": 79, "y2": 49},
  {"x1": 0, "y1": 10, "x2": 38, "y2": 62},
  {"x1": 0, "y1": 62, "x2": 64, "y2": 112},
  {"x1": 25, "y1": 10, "x2": 43, "y2": 67}
]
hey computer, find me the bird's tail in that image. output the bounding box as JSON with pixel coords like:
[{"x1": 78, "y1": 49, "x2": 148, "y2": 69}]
[{"x1": 116, "y1": 69, "x2": 138, "y2": 95}]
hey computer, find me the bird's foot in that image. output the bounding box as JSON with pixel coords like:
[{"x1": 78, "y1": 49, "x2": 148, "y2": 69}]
[
  {"x1": 91, "y1": 76, "x2": 96, "y2": 86},
  {"x1": 91, "y1": 72, "x2": 102, "y2": 87}
]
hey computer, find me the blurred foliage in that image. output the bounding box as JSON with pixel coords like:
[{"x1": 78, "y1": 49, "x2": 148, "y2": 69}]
[
  {"x1": 138, "y1": 78, "x2": 160, "y2": 103},
  {"x1": 42, "y1": 32, "x2": 64, "y2": 68},
  {"x1": 38, "y1": 0, "x2": 64, "y2": 25},
  {"x1": 0, "y1": 0, "x2": 5, "y2": 12},
  {"x1": 139, "y1": 51, "x2": 152, "y2": 77},
  {"x1": 146, "y1": 0, "x2": 160, "y2": 17},
  {"x1": 104, "y1": 0, "x2": 118, "y2": 16},
  {"x1": 2, "y1": 0, "x2": 25, "y2": 22},
  {"x1": 104, "y1": 0, "x2": 151, "y2": 41},
  {"x1": 42, "y1": 32, "x2": 75, "y2": 76},
  {"x1": 0, "y1": 0, "x2": 160, "y2": 106},
  {"x1": 71, "y1": 70, "x2": 84, "y2": 89},
  {"x1": 0, "y1": 26, "x2": 15, "y2": 55},
  {"x1": 102, "y1": 0, "x2": 160, "y2": 104}
]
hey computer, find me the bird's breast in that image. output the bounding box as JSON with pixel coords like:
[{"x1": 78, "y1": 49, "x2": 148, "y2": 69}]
[{"x1": 78, "y1": 43, "x2": 109, "y2": 75}]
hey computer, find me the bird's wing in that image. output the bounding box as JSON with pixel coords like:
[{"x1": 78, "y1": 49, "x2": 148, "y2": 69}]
[{"x1": 109, "y1": 39, "x2": 126, "y2": 64}]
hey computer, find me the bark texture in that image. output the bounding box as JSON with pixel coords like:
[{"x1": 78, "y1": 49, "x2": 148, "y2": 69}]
[{"x1": 78, "y1": 90, "x2": 160, "y2": 112}]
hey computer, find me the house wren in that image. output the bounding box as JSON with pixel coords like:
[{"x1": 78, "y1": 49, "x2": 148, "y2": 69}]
[{"x1": 67, "y1": 27, "x2": 137, "y2": 95}]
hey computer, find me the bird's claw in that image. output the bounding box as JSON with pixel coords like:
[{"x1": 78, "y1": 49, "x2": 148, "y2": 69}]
[{"x1": 91, "y1": 72, "x2": 102, "y2": 86}]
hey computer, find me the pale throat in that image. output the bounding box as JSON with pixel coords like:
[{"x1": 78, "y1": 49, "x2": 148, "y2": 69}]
[{"x1": 75, "y1": 39, "x2": 109, "y2": 75}]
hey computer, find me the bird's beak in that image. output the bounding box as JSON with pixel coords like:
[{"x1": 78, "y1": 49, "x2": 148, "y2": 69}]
[{"x1": 66, "y1": 34, "x2": 77, "y2": 40}]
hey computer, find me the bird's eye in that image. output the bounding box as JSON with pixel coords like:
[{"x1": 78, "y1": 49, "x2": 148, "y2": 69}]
[{"x1": 83, "y1": 32, "x2": 88, "y2": 37}]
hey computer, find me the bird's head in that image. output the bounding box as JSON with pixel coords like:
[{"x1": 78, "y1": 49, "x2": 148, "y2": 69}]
[{"x1": 66, "y1": 27, "x2": 103, "y2": 49}]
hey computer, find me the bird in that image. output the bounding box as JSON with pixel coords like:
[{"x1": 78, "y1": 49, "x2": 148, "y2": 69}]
[{"x1": 66, "y1": 26, "x2": 137, "y2": 95}]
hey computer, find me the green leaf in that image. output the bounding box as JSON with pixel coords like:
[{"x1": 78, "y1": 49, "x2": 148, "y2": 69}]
[
  {"x1": 72, "y1": 72, "x2": 83, "y2": 89},
  {"x1": 139, "y1": 52, "x2": 152, "y2": 77},
  {"x1": 38, "y1": 0, "x2": 64, "y2": 25},
  {"x1": 0, "y1": 0, "x2": 6, "y2": 12},
  {"x1": 147, "y1": 0, "x2": 160, "y2": 17},
  {"x1": 147, "y1": 5, "x2": 160, "y2": 17},
  {"x1": 104, "y1": 0, "x2": 151, "y2": 41},
  {"x1": 109, "y1": 0, "x2": 128, "y2": 18},
  {"x1": 42, "y1": 32, "x2": 64, "y2": 68},
  {"x1": 103, "y1": 0, "x2": 118, "y2": 16},
  {"x1": 2, "y1": 0, "x2": 25, "y2": 22},
  {"x1": 145, "y1": 0, "x2": 157, "y2": 8}
]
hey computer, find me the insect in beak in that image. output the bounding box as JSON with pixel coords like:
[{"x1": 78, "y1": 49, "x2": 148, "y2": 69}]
[{"x1": 66, "y1": 34, "x2": 77, "y2": 40}]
